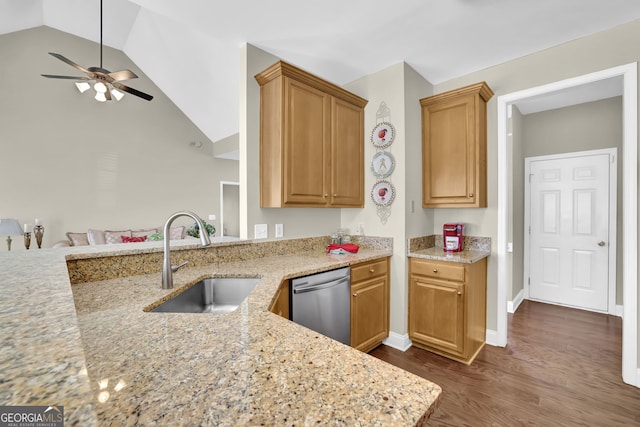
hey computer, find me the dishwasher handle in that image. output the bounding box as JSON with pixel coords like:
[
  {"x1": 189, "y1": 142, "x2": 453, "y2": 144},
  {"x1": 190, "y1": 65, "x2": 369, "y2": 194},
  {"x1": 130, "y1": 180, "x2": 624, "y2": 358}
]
[{"x1": 292, "y1": 276, "x2": 349, "y2": 294}]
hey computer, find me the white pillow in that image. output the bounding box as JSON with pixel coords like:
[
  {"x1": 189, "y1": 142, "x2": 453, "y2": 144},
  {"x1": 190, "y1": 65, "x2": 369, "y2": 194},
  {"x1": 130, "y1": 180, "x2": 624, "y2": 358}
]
[{"x1": 87, "y1": 229, "x2": 106, "y2": 245}]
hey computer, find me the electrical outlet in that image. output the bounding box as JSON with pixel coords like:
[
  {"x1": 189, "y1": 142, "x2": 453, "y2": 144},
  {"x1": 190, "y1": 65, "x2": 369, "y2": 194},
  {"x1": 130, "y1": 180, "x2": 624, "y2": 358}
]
[
  {"x1": 355, "y1": 223, "x2": 364, "y2": 236},
  {"x1": 275, "y1": 223, "x2": 283, "y2": 238},
  {"x1": 254, "y1": 224, "x2": 268, "y2": 239},
  {"x1": 208, "y1": 214, "x2": 216, "y2": 221}
]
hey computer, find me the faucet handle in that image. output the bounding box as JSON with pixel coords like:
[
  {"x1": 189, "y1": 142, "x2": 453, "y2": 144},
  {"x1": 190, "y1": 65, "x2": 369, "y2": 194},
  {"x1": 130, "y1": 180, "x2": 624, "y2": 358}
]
[{"x1": 171, "y1": 261, "x2": 189, "y2": 273}]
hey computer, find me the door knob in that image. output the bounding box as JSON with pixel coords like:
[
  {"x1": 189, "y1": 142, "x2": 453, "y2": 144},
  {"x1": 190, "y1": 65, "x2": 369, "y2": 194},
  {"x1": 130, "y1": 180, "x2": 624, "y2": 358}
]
[{"x1": 598, "y1": 241, "x2": 606, "y2": 247}]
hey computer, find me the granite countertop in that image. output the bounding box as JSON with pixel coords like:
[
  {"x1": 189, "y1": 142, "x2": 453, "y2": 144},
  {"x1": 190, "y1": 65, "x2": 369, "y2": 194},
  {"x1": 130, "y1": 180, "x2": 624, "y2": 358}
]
[
  {"x1": 0, "y1": 237, "x2": 441, "y2": 426},
  {"x1": 407, "y1": 235, "x2": 491, "y2": 264}
]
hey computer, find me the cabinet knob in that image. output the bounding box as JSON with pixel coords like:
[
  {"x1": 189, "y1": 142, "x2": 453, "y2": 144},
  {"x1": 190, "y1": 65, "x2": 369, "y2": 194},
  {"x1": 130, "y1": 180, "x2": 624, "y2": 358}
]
[
  {"x1": 468, "y1": 193, "x2": 474, "y2": 198},
  {"x1": 369, "y1": 268, "x2": 375, "y2": 273},
  {"x1": 457, "y1": 291, "x2": 462, "y2": 295},
  {"x1": 433, "y1": 268, "x2": 438, "y2": 273},
  {"x1": 334, "y1": 193, "x2": 338, "y2": 197},
  {"x1": 352, "y1": 293, "x2": 357, "y2": 298},
  {"x1": 324, "y1": 194, "x2": 328, "y2": 198}
]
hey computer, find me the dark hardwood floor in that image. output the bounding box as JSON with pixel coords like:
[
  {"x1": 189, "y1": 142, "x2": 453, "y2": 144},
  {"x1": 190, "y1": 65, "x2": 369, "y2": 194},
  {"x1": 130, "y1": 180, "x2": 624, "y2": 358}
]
[{"x1": 370, "y1": 300, "x2": 640, "y2": 426}]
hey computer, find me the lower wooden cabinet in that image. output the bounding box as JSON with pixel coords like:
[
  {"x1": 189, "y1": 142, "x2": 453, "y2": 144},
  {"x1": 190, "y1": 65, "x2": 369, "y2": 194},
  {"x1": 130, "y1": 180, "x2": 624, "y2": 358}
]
[
  {"x1": 350, "y1": 258, "x2": 390, "y2": 352},
  {"x1": 409, "y1": 257, "x2": 487, "y2": 364}
]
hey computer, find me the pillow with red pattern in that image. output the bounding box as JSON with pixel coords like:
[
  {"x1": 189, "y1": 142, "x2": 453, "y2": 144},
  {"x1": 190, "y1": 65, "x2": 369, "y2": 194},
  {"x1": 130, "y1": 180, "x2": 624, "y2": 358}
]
[{"x1": 121, "y1": 235, "x2": 147, "y2": 243}]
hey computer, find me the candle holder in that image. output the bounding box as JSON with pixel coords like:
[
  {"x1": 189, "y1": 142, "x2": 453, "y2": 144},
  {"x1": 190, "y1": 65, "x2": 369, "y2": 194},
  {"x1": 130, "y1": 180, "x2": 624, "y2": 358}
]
[
  {"x1": 24, "y1": 232, "x2": 31, "y2": 250},
  {"x1": 34, "y1": 225, "x2": 44, "y2": 249}
]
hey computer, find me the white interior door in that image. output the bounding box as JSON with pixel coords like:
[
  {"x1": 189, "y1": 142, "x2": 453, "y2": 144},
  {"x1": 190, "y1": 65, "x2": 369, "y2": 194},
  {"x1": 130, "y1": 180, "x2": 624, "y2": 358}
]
[{"x1": 527, "y1": 150, "x2": 614, "y2": 312}]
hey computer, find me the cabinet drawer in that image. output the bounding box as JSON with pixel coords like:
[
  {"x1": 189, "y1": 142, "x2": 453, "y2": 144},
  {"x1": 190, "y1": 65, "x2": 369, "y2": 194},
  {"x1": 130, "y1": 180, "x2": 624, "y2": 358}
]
[
  {"x1": 351, "y1": 259, "x2": 388, "y2": 283},
  {"x1": 411, "y1": 259, "x2": 464, "y2": 282}
]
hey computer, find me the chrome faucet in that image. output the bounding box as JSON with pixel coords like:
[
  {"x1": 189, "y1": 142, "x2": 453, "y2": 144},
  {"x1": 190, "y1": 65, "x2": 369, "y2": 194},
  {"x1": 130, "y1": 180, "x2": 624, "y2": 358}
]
[{"x1": 162, "y1": 211, "x2": 211, "y2": 289}]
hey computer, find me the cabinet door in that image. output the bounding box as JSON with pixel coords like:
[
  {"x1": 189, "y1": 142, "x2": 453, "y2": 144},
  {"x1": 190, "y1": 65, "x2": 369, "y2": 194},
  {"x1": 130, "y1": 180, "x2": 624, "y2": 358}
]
[
  {"x1": 422, "y1": 93, "x2": 478, "y2": 207},
  {"x1": 283, "y1": 78, "x2": 330, "y2": 206},
  {"x1": 409, "y1": 275, "x2": 465, "y2": 355},
  {"x1": 351, "y1": 276, "x2": 389, "y2": 352},
  {"x1": 331, "y1": 97, "x2": 364, "y2": 207}
]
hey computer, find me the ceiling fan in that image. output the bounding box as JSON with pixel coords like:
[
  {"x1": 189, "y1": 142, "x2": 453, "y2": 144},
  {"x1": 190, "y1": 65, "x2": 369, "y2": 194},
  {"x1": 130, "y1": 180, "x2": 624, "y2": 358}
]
[{"x1": 41, "y1": 0, "x2": 153, "y2": 102}]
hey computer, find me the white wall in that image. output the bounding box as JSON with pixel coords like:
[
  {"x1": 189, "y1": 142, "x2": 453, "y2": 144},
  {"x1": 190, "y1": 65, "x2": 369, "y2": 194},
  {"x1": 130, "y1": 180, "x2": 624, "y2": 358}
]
[
  {"x1": 0, "y1": 27, "x2": 238, "y2": 249},
  {"x1": 342, "y1": 63, "x2": 433, "y2": 337},
  {"x1": 342, "y1": 63, "x2": 408, "y2": 335}
]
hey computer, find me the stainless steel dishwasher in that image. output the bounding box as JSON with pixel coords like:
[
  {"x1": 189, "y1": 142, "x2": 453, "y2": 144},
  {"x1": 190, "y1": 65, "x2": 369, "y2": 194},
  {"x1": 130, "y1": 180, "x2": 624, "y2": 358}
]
[{"x1": 290, "y1": 267, "x2": 350, "y2": 345}]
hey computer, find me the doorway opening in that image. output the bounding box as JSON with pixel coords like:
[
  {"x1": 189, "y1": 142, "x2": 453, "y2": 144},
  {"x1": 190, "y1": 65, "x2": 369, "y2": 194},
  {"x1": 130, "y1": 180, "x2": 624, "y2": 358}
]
[
  {"x1": 220, "y1": 181, "x2": 240, "y2": 238},
  {"x1": 496, "y1": 63, "x2": 638, "y2": 386}
]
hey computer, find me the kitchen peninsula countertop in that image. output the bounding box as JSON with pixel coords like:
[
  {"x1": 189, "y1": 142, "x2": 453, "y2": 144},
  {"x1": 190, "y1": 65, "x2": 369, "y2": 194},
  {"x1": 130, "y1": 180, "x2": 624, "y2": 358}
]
[{"x1": 0, "y1": 237, "x2": 441, "y2": 426}]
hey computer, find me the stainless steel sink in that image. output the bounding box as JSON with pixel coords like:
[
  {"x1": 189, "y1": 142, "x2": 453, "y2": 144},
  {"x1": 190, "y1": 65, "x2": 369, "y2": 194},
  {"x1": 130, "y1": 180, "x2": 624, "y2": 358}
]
[{"x1": 150, "y1": 277, "x2": 260, "y2": 314}]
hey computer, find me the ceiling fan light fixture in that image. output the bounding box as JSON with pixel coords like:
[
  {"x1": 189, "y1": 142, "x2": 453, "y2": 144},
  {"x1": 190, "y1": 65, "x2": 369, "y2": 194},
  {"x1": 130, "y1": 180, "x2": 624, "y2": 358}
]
[
  {"x1": 75, "y1": 81, "x2": 91, "y2": 93},
  {"x1": 94, "y1": 81, "x2": 107, "y2": 93},
  {"x1": 41, "y1": 0, "x2": 153, "y2": 102},
  {"x1": 111, "y1": 88, "x2": 124, "y2": 101}
]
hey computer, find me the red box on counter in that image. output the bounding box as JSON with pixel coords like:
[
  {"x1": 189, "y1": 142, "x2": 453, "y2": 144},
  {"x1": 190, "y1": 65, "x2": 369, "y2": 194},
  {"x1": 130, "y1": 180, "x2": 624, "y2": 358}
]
[{"x1": 443, "y1": 223, "x2": 464, "y2": 252}]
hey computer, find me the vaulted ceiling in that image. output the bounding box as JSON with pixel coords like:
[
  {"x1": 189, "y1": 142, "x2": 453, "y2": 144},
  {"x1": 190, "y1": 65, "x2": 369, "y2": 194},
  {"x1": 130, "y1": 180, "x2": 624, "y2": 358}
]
[{"x1": 3, "y1": 0, "x2": 640, "y2": 145}]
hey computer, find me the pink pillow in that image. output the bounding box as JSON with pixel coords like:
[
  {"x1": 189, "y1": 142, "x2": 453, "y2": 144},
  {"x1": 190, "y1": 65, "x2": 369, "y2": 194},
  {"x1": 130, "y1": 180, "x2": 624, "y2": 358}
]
[{"x1": 122, "y1": 235, "x2": 147, "y2": 243}]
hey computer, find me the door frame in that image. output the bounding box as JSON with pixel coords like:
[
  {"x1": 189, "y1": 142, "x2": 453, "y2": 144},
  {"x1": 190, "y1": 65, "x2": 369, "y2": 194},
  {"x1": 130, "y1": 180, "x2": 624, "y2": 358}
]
[
  {"x1": 523, "y1": 148, "x2": 617, "y2": 314},
  {"x1": 496, "y1": 62, "x2": 638, "y2": 387}
]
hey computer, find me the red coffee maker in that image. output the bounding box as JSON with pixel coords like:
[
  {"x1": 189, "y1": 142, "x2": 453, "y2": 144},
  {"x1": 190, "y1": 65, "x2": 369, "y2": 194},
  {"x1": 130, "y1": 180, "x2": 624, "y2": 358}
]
[{"x1": 443, "y1": 223, "x2": 464, "y2": 253}]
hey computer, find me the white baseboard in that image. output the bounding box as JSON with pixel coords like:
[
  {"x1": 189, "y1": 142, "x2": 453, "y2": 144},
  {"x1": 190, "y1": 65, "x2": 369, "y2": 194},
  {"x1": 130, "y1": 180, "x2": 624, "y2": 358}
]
[
  {"x1": 508, "y1": 289, "x2": 525, "y2": 314},
  {"x1": 616, "y1": 304, "x2": 624, "y2": 318},
  {"x1": 383, "y1": 332, "x2": 412, "y2": 352},
  {"x1": 485, "y1": 329, "x2": 500, "y2": 347}
]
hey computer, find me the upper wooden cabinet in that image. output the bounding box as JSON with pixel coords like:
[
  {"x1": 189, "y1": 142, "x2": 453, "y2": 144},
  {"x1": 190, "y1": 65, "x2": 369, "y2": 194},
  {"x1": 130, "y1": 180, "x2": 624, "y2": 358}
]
[
  {"x1": 420, "y1": 82, "x2": 494, "y2": 208},
  {"x1": 255, "y1": 61, "x2": 368, "y2": 208}
]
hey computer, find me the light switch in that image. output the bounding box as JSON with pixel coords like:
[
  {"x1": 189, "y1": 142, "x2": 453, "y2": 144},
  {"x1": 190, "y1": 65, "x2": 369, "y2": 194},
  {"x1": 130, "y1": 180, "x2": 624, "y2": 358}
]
[
  {"x1": 275, "y1": 224, "x2": 283, "y2": 238},
  {"x1": 507, "y1": 242, "x2": 513, "y2": 253},
  {"x1": 208, "y1": 214, "x2": 216, "y2": 221},
  {"x1": 254, "y1": 224, "x2": 268, "y2": 239}
]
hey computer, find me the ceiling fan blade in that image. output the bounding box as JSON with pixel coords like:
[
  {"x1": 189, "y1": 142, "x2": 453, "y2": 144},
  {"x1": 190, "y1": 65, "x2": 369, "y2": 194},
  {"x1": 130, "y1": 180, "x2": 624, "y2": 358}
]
[
  {"x1": 41, "y1": 74, "x2": 92, "y2": 80},
  {"x1": 108, "y1": 69, "x2": 138, "y2": 82},
  {"x1": 112, "y1": 82, "x2": 153, "y2": 101},
  {"x1": 47, "y1": 52, "x2": 91, "y2": 75},
  {"x1": 105, "y1": 89, "x2": 112, "y2": 101}
]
